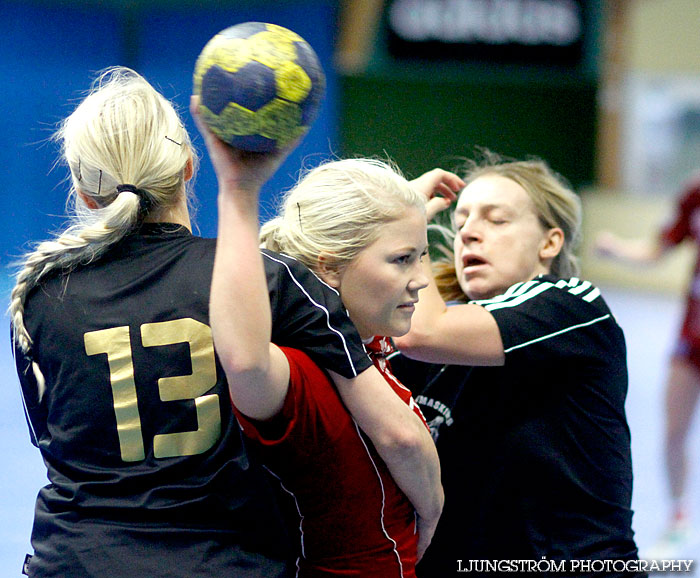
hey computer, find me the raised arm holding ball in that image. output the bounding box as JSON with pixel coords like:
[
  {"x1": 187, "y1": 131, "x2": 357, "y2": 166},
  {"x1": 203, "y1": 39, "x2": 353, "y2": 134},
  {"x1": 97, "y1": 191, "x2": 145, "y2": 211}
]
[{"x1": 193, "y1": 23, "x2": 445, "y2": 574}]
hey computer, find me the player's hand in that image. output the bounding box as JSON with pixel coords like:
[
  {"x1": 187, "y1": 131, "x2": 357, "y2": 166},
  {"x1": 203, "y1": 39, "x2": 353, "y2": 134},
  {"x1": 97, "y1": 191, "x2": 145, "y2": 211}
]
[
  {"x1": 410, "y1": 169, "x2": 464, "y2": 222},
  {"x1": 594, "y1": 231, "x2": 621, "y2": 258},
  {"x1": 190, "y1": 95, "x2": 297, "y2": 196}
]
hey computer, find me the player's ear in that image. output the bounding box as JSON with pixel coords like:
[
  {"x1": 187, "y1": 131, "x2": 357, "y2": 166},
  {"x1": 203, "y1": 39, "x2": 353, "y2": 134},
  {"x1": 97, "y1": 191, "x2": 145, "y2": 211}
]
[
  {"x1": 316, "y1": 252, "x2": 342, "y2": 289},
  {"x1": 539, "y1": 227, "x2": 564, "y2": 262},
  {"x1": 77, "y1": 189, "x2": 99, "y2": 210},
  {"x1": 184, "y1": 154, "x2": 194, "y2": 182}
]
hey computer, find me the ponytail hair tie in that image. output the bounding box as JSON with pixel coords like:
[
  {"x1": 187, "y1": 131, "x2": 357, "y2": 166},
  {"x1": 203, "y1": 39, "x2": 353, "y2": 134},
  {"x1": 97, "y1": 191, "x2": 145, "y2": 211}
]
[{"x1": 116, "y1": 184, "x2": 154, "y2": 218}]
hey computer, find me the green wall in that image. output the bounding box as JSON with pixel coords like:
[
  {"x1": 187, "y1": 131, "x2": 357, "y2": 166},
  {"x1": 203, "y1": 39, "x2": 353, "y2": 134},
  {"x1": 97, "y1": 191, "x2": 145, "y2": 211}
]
[
  {"x1": 339, "y1": 0, "x2": 602, "y2": 187},
  {"x1": 340, "y1": 72, "x2": 598, "y2": 186}
]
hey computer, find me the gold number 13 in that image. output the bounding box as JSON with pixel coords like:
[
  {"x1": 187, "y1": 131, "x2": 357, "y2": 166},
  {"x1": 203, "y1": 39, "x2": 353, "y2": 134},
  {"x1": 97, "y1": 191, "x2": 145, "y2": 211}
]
[{"x1": 84, "y1": 318, "x2": 221, "y2": 462}]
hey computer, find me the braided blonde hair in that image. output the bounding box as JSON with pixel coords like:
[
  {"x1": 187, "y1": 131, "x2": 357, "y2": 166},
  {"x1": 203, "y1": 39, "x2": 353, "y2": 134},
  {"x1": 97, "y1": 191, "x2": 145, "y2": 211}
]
[
  {"x1": 10, "y1": 67, "x2": 195, "y2": 353},
  {"x1": 260, "y1": 157, "x2": 426, "y2": 274}
]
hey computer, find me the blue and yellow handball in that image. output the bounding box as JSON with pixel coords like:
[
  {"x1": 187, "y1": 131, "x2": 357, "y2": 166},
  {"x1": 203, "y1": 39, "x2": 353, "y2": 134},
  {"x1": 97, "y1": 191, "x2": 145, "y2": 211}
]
[{"x1": 193, "y1": 22, "x2": 325, "y2": 153}]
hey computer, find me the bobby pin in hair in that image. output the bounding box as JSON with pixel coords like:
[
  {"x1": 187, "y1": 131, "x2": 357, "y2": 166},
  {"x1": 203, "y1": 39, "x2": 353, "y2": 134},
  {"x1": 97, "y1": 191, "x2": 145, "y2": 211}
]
[
  {"x1": 77, "y1": 158, "x2": 82, "y2": 182},
  {"x1": 165, "y1": 136, "x2": 182, "y2": 146},
  {"x1": 297, "y1": 202, "x2": 303, "y2": 231},
  {"x1": 98, "y1": 170, "x2": 103, "y2": 195}
]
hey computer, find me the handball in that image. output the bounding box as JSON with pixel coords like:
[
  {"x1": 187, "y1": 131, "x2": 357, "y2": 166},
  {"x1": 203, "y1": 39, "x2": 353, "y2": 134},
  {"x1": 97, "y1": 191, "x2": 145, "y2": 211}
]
[{"x1": 193, "y1": 22, "x2": 326, "y2": 153}]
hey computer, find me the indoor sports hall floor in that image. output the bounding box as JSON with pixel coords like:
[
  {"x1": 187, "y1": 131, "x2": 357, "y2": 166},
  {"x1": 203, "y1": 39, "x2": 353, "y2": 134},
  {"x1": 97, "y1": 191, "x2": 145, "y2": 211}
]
[{"x1": 1, "y1": 284, "x2": 699, "y2": 574}]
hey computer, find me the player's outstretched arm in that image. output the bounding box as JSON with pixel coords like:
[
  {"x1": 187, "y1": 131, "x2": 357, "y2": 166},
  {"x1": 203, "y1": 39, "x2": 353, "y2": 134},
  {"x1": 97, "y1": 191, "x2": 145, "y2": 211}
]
[
  {"x1": 394, "y1": 252, "x2": 505, "y2": 366},
  {"x1": 195, "y1": 96, "x2": 443, "y2": 555},
  {"x1": 595, "y1": 230, "x2": 667, "y2": 265}
]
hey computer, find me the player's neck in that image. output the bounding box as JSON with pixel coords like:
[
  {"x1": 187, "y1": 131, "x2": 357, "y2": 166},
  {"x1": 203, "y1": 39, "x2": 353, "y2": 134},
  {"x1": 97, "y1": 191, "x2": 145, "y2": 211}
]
[{"x1": 144, "y1": 198, "x2": 192, "y2": 231}]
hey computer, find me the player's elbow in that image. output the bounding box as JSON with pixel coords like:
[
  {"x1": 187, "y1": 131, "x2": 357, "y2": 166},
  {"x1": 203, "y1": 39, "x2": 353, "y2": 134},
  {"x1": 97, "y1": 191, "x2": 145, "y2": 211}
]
[
  {"x1": 376, "y1": 416, "x2": 429, "y2": 459},
  {"x1": 392, "y1": 328, "x2": 433, "y2": 360},
  {"x1": 217, "y1": 346, "x2": 270, "y2": 383}
]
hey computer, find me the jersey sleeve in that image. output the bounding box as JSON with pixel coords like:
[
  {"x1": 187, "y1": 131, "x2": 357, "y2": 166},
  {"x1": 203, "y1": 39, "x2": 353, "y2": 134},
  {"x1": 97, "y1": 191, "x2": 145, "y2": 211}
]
[
  {"x1": 263, "y1": 249, "x2": 372, "y2": 379},
  {"x1": 473, "y1": 277, "x2": 623, "y2": 368},
  {"x1": 233, "y1": 347, "x2": 346, "y2": 457}
]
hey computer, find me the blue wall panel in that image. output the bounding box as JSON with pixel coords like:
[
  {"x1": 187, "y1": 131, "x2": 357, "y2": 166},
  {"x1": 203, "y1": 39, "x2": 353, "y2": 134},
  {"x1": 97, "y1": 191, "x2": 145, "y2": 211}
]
[
  {"x1": 1, "y1": 1, "x2": 339, "y2": 275},
  {"x1": 1, "y1": 3, "x2": 122, "y2": 274}
]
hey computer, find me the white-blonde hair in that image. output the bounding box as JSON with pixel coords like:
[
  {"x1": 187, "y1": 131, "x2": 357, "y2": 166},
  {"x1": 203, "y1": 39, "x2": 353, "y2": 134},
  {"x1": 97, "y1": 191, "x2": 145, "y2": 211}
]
[
  {"x1": 10, "y1": 66, "x2": 195, "y2": 353},
  {"x1": 260, "y1": 157, "x2": 425, "y2": 273}
]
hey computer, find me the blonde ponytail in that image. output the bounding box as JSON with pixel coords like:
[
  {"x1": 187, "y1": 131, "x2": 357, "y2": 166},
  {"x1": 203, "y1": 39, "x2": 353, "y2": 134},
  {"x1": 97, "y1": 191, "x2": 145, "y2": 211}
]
[{"x1": 10, "y1": 67, "x2": 195, "y2": 353}]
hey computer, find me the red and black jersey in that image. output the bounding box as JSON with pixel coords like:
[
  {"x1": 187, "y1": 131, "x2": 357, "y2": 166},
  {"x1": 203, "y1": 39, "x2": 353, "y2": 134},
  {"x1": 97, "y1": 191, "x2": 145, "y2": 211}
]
[
  {"x1": 13, "y1": 223, "x2": 371, "y2": 578},
  {"x1": 390, "y1": 276, "x2": 642, "y2": 574},
  {"x1": 234, "y1": 347, "x2": 418, "y2": 578}
]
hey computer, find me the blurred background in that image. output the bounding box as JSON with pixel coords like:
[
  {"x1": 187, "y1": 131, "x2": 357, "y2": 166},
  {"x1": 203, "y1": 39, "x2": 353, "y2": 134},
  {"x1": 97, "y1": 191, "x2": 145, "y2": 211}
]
[{"x1": 1, "y1": 0, "x2": 699, "y2": 572}]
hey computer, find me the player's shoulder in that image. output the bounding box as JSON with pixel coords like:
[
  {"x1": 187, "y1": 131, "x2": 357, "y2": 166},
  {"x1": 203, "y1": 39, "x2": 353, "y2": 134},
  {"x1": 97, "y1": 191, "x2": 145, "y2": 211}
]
[
  {"x1": 262, "y1": 248, "x2": 338, "y2": 294},
  {"x1": 261, "y1": 248, "x2": 307, "y2": 273},
  {"x1": 472, "y1": 275, "x2": 604, "y2": 312}
]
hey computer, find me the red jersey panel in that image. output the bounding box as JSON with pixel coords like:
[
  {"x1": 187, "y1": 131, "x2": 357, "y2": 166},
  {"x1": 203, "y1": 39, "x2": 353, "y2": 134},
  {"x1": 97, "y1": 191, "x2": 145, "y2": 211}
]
[
  {"x1": 234, "y1": 347, "x2": 418, "y2": 578},
  {"x1": 365, "y1": 336, "x2": 428, "y2": 428}
]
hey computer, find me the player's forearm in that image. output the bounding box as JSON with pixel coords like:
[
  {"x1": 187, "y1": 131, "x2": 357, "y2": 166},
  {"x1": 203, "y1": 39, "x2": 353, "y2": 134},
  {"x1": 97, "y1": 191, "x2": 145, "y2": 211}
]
[
  {"x1": 379, "y1": 420, "x2": 444, "y2": 524},
  {"x1": 328, "y1": 368, "x2": 444, "y2": 523},
  {"x1": 596, "y1": 231, "x2": 666, "y2": 264},
  {"x1": 211, "y1": 189, "x2": 272, "y2": 375},
  {"x1": 416, "y1": 513, "x2": 440, "y2": 561},
  {"x1": 211, "y1": 187, "x2": 293, "y2": 420},
  {"x1": 395, "y1": 257, "x2": 505, "y2": 365}
]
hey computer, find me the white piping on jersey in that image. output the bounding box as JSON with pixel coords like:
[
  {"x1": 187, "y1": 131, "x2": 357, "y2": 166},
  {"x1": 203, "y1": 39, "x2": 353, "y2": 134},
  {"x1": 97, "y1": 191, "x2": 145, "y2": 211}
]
[
  {"x1": 278, "y1": 252, "x2": 341, "y2": 296},
  {"x1": 263, "y1": 465, "x2": 306, "y2": 578},
  {"x1": 503, "y1": 313, "x2": 611, "y2": 354},
  {"x1": 479, "y1": 281, "x2": 553, "y2": 311},
  {"x1": 582, "y1": 287, "x2": 601, "y2": 302},
  {"x1": 262, "y1": 423, "x2": 408, "y2": 577},
  {"x1": 18, "y1": 381, "x2": 40, "y2": 446},
  {"x1": 13, "y1": 341, "x2": 41, "y2": 446},
  {"x1": 352, "y1": 420, "x2": 406, "y2": 578},
  {"x1": 470, "y1": 278, "x2": 608, "y2": 353},
  {"x1": 475, "y1": 277, "x2": 601, "y2": 311},
  {"x1": 262, "y1": 252, "x2": 359, "y2": 377},
  {"x1": 555, "y1": 278, "x2": 601, "y2": 302},
  {"x1": 565, "y1": 279, "x2": 590, "y2": 294},
  {"x1": 32, "y1": 361, "x2": 47, "y2": 403},
  {"x1": 471, "y1": 279, "x2": 539, "y2": 306}
]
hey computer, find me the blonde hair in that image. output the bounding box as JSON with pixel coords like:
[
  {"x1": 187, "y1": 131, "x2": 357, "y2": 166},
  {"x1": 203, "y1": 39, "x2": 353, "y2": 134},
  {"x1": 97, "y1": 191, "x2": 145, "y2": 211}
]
[
  {"x1": 260, "y1": 157, "x2": 425, "y2": 273},
  {"x1": 433, "y1": 150, "x2": 583, "y2": 301},
  {"x1": 10, "y1": 66, "x2": 196, "y2": 353}
]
